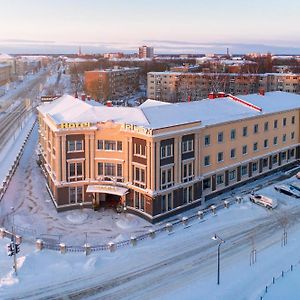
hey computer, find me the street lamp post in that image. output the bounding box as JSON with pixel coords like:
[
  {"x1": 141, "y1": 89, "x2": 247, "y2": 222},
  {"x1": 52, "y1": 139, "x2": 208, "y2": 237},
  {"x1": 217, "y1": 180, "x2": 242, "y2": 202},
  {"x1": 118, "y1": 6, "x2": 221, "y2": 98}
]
[{"x1": 212, "y1": 234, "x2": 225, "y2": 285}]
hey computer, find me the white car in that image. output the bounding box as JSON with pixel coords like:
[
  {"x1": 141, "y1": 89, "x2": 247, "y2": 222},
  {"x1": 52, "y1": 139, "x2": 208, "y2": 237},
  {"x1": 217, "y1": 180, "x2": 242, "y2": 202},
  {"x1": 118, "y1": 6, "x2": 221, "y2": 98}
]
[
  {"x1": 249, "y1": 194, "x2": 278, "y2": 209},
  {"x1": 296, "y1": 172, "x2": 300, "y2": 179},
  {"x1": 274, "y1": 184, "x2": 300, "y2": 198}
]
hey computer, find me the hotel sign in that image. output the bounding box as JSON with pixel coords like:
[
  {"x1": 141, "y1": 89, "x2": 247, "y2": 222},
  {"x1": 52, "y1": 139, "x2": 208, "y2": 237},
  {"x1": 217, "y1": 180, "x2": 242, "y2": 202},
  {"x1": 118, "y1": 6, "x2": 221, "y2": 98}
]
[
  {"x1": 60, "y1": 122, "x2": 91, "y2": 129},
  {"x1": 121, "y1": 124, "x2": 153, "y2": 136}
]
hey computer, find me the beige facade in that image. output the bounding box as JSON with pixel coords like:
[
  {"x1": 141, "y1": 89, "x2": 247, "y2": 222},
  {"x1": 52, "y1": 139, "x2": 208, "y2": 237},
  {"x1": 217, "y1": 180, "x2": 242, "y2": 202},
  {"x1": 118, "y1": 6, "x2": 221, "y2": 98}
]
[
  {"x1": 84, "y1": 67, "x2": 140, "y2": 101},
  {"x1": 37, "y1": 93, "x2": 300, "y2": 222},
  {"x1": 0, "y1": 63, "x2": 11, "y2": 86},
  {"x1": 147, "y1": 72, "x2": 300, "y2": 102}
]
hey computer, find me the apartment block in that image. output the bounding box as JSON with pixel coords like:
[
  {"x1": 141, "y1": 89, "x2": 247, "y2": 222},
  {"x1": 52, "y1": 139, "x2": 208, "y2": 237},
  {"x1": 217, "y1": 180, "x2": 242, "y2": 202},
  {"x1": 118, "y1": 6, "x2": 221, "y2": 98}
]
[
  {"x1": 139, "y1": 46, "x2": 154, "y2": 59},
  {"x1": 147, "y1": 72, "x2": 300, "y2": 102},
  {"x1": 85, "y1": 67, "x2": 140, "y2": 101}
]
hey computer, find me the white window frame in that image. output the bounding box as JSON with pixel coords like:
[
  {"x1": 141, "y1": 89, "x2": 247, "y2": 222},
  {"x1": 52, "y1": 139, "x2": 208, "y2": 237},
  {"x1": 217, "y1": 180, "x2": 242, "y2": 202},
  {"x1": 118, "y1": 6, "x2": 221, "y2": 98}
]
[{"x1": 68, "y1": 140, "x2": 83, "y2": 153}]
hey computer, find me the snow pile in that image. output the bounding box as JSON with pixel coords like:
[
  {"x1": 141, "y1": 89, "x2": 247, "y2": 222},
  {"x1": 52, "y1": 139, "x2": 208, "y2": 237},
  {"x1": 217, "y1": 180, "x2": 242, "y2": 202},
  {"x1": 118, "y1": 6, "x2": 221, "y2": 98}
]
[{"x1": 65, "y1": 211, "x2": 89, "y2": 225}]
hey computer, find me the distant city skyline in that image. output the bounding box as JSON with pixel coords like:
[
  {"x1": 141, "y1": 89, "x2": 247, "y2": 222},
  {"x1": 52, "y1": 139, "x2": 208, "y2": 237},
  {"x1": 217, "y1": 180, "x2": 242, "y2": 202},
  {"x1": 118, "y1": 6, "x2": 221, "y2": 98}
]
[{"x1": 1, "y1": 0, "x2": 300, "y2": 54}]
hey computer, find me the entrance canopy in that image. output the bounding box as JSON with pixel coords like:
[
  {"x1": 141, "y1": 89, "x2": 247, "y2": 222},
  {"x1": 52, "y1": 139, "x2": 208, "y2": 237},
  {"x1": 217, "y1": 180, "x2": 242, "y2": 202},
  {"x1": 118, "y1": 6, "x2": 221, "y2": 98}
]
[{"x1": 86, "y1": 185, "x2": 128, "y2": 196}]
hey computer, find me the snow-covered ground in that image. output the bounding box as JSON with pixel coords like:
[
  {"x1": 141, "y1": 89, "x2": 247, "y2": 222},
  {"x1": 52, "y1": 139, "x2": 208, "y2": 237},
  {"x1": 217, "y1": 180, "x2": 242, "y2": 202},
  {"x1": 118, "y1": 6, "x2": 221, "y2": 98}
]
[{"x1": 1, "y1": 182, "x2": 300, "y2": 299}]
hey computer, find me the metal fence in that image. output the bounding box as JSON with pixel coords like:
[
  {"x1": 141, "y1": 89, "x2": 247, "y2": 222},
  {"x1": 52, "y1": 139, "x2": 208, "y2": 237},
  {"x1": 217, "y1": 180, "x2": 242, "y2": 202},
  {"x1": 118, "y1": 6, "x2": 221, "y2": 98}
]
[{"x1": 0, "y1": 195, "x2": 243, "y2": 254}]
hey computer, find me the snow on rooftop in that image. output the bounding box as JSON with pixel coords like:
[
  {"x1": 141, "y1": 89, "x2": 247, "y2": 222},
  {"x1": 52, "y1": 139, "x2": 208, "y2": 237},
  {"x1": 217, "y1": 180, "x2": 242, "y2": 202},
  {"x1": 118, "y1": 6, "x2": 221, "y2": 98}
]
[
  {"x1": 0, "y1": 53, "x2": 14, "y2": 60},
  {"x1": 38, "y1": 92, "x2": 300, "y2": 130}
]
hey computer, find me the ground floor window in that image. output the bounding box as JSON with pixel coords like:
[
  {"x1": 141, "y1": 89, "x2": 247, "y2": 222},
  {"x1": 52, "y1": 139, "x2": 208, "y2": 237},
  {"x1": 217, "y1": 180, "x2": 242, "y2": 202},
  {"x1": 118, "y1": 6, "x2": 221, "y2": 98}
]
[
  {"x1": 241, "y1": 165, "x2": 248, "y2": 176},
  {"x1": 263, "y1": 158, "x2": 268, "y2": 168},
  {"x1": 290, "y1": 148, "x2": 295, "y2": 158},
  {"x1": 203, "y1": 178, "x2": 211, "y2": 190},
  {"x1": 183, "y1": 185, "x2": 193, "y2": 204},
  {"x1": 229, "y1": 170, "x2": 236, "y2": 181},
  {"x1": 272, "y1": 154, "x2": 278, "y2": 165},
  {"x1": 161, "y1": 192, "x2": 173, "y2": 213},
  {"x1": 216, "y1": 174, "x2": 224, "y2": 185},
  {"x1": 281, "y1": 151, "x2": 287, "y2": 161},
  {"x1": 134, "y1": 191, "x2": 145, "y2": 211},
  {"x1": 252, "y1": 162, "x2": 258, "y2": 172},
  {"x1": 69, "y1": 186, "x2": 83, "y2": 204}
]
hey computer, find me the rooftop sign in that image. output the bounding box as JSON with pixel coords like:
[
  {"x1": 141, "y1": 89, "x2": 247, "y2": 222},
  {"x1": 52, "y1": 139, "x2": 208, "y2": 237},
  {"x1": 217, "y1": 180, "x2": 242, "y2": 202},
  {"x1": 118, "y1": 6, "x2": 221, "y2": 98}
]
[
  {"x1": 60, "y1": 122, "x2": 91, "y2": 129},
  {"x1": 121, "y1": 124, "x2": 153, "y2": 136}
]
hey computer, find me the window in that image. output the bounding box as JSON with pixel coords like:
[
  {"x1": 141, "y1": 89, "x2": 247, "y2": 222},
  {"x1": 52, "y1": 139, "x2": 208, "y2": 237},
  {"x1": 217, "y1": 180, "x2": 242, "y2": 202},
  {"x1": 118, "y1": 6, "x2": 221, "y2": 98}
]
[
  {"x1": 229, "y1": 170, "x2": 236, "y2": 181},
  {"x1": 203, "y1": 178, "x2": 211, "y2": 190},
  {"x1": 292, "y1": 116, "x2": 295, "y2": 124},
  {"x1": 218, "y1": 132, "x2": 224, "y2": 143},
  {"x1": 68, "y1": 162, "x2": 83, "y2": 181},
  {"x1": 291, "y1": 132, "x2": 295, "y2": 140},
  {"x1": 134, "y1": 143, "x2": 146, "y2": 157},
  {"x1": 230, "y1": 148, "x2": 236, "y2": 159},
  {"x1": 161, "y1": 193, "x2": 173, "y2": 212},
  {"x1": 217, "y1": 174, "x2": 224, "y2": 185},
  {"x1": 105, "y1": 140, "x2": 116, "y2": 151},
  {"x1": 254, "y1": 124, "x2": 258, "y2": 134},
  {"x1": 69, "y1": 186, "x2": 83, "y2": 204},
  {"x1": 182, "y1": 161, "x2": 194, "y2": 182},
  {"x1": 274, "y1": 120, "x2": 278, "y2": 129},
  {"x1": 68, "y1": 140, "x2": 83, "y2": 152},
  {"x1": 97, "y1": 140, "x2": 122, "y2": 151},
  {"x1": 243, "y1": 126, "x2": 248, "y2": 137},
  {"x1": 264, "y1": 139, "x2": 268, "y2": 148},
  {"x1": 241, "y1": 165, "x2": 248, "y2": 176},
  {"x1": 230, "y1": 129, "x2": 236, "y2": 140},
  {"x1": 253, "y1": 142, "x2": 258, "y2": 152},
  {"x1": 252, "y1": 162, "x2": 258, "y2": 172},
  {"x1": 272, "y1": 154, "x2": 278, "y2": 164},
  {"x1": 183, "y1": 186, "x2": 193, "y2": 204},
  {"x1": 217, "y1": 152, "x2": 224, "y2": 162},
  {"x1": 204, "y1": 135, "x2": 211, "y2": 146},
  {"x1": 161, "y1": 167, "x2": 174, "y2": 189},
  {"x1": 283, "y1": 118, "x2": 287, "y2": 127},
  {"x1": 182, "y1": 139, "x2": 193, "y2": 153},
  {"x1": 134, "y1": 166, "x2": 146, "y2": 188},
  {"x1": 134, "y1": 191, "x2": 145, "y2": 211},
  {"x1": 242, "y1": 145, "x2": 247, "y2": 155},
  {"x1": 273, "y1": 136, "x2": 278, "y2": 145},
  {"x1": 204, "y1": 155, "x2": 210, "y2": 166},
  {"x1": 282, "y1": 134, "x2": 287, "y2": 143},
  {"x1": 291, "y1": 149, "x2": 295, "y2": 157},
  {"x1": 161, "y1": 144, "x2": 173, "y2": 159},
  {"x1": 264, "y1": 122, "x2": 269, "y2": 131},
  {"x1": 281, "y1": 151, "x2": 287, "y2": 161},
  {"x1": 263, "y1": 158, "x2": 268, "y2": 168}
]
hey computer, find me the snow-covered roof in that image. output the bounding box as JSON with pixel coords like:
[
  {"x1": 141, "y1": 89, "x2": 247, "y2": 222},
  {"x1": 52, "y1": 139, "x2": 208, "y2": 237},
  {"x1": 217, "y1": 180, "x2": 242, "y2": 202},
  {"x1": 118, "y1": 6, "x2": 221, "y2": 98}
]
[
  {"x1": 0, "y1": 53, "x2": 14, "y2": 60},
  {"x1": 38, "y1": 92, "x2": 300, "y2": 130}
]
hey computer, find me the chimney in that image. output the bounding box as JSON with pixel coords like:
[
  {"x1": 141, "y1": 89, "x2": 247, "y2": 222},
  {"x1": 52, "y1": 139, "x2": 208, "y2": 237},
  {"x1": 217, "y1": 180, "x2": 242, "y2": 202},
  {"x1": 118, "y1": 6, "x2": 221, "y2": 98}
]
[
  {"x1": 259, "y1": 88, "x2": 265, "y2": 96},
  {"x1": 106, "y1": 100, "x2": 112, "y2": 107}
]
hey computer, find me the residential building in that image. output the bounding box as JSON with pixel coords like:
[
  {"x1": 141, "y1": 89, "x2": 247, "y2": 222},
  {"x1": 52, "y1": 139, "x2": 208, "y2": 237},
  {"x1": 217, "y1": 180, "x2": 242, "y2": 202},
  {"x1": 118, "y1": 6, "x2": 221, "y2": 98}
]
[
  {"x1": 38, "y1": 91, "x2": 300, "y2": 223},
  {"x1": 147, "y1": 72, "x2": 300, "y2": 102},
  {"x1": 0, "y1": 63, "x2": 11, "y2": 86},
  {"x1": 139, "y1": 45, "x2": 154, "y2": 59},
  {"x1": 84, "y1": 67, "x2": 140, "y2": 101}
]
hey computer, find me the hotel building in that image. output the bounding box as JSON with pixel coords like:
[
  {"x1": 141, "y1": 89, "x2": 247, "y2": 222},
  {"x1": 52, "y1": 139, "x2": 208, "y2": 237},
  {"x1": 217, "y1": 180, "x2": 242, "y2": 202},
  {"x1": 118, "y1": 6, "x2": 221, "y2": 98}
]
[{"x1": 38, "y1": 91, "x2": 300, "y2": 222}]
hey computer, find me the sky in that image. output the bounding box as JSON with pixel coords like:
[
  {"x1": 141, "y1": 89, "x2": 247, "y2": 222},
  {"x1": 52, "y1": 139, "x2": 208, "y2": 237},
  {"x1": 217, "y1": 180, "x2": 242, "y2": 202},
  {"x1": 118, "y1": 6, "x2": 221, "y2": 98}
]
[{"x1": 0, "y1": 0, "x2": 300, "y2": 54}]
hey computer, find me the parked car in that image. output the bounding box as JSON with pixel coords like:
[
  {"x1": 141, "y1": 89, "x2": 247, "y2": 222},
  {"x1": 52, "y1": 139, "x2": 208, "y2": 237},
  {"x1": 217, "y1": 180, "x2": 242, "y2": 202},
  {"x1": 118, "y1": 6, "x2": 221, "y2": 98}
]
[
  {"x1": 296, "y1": 172, "x2": 300, "y2": 179},
  {"x1": 274, "y1": 184, "x2": 300, "y2": 198},
  {"x1": 249, "y1": 194, "x2": 278, "y2": 209},
  {"x1": 289, "y1": 182, "x2": 300, "y2": 193}
]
